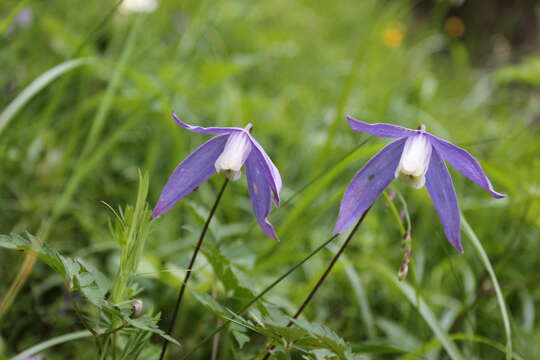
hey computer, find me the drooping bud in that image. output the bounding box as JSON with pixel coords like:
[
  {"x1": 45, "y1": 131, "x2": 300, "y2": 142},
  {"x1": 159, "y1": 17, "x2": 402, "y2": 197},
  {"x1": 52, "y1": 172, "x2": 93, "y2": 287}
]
[
  {"x1": 131, "y1": 299, "x2": 144, "y2": 318},
  {"x1": 395, "y1": 129, "x2": 432, "y2": 189},
  {"x1": 215, "y1": 128, "x2": 252, "y2": 181},
  {"x1": 398, "y1": 232, "x2": 412, "y2": 281}
]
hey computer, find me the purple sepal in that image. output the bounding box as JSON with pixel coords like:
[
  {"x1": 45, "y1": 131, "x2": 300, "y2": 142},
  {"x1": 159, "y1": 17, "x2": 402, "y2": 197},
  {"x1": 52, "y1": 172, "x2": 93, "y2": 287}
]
[
  {"x1": 347, "y1": 115, "x2": 415, "y2": 139},
  {"x1": 334, "y1": 138, "x2": 407, "y2": 233},
  {"x1": 425, "y1": 148, "x2": 463, "y2": 252},
  {"x1": 247, "y1": 136, "x2": 282, "y2": 206},
  {"x1": 152, "y1": 134, "x2": 229, "y2": 218},
  {"x1": 245, "y1": 150, "x2": 278, "y2": 240},
  {"x1": 172, "y1": 113, "x2": 245, "y2": 135},
  {"x1": 428, "y1": 134, "x2": 506, "y2": 199}
]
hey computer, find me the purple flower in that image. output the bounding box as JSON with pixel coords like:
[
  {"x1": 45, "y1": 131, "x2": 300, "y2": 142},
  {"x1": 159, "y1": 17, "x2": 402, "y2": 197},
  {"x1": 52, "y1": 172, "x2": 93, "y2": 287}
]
[
  {"x1": 335, "y1": 116, "x2": 505, "y2": 252},
  {"x1": 7, "y1": 7, "x2": 33, "y2": 34},
  {"x1": 152, "y1": 114, "x2": 282, "y2": 240}
]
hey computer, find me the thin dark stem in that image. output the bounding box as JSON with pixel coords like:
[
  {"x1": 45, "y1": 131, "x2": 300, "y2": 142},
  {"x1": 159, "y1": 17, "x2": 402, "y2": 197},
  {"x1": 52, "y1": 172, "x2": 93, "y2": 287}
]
[
  {"x1": 261, "y1": 207, "x2": 371, "y2": 359},
  {"x1": 159, "y1": 178, "x2": 229, "y2": 360},
  {"x1": 180, "y1": 234, "x2": 340, "y2": 360}
]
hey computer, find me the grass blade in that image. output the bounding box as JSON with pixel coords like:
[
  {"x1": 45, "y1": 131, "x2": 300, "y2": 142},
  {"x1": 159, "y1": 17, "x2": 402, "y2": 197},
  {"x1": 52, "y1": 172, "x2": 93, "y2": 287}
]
[
  {"x1": 372, "y1": 262, "x2": 466, "y2": 360},
  {"x1": 0, "y1": 58, "x2": 94, "y2": 136},
  {"x1": 462, "y1": 214, "x2": 512, "y2": 360},
  {"x1": 11, "y1": 330, "x2": 92, "y2": 360}
]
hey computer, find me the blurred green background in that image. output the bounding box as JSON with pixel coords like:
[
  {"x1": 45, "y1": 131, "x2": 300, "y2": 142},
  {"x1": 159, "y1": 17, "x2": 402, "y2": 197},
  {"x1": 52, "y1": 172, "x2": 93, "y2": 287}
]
[{"x1": 1, "y1": 0, "x2": 539, "y2": 359}]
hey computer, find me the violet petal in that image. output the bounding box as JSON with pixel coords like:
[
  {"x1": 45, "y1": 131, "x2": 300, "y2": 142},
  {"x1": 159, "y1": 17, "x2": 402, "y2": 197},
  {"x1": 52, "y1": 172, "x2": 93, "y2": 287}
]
[
  {"x1": 425, "y1": 147, "x2": 463, "y2": 252},
  {"x1": 335, "y1": 138, "x2": 407, "y2": 233},
  {"x1": 427, "y1": 134, "x2": 505, "y2": 198},
  {"x1": 152, "y1": 134, "x2": 229, "y2": 218},
  {"x1": 172, "y1": 113, "x2": 245, "y2": 135},
  {"x1": 247, "y1": 135, "x2": 282, "y2": 206},
  {"x1": 347, "y1": 115, "x2": 415, "y2": 138},
  {"x1": 245, "y1": 150, "x2": 278, "y2": 240}
]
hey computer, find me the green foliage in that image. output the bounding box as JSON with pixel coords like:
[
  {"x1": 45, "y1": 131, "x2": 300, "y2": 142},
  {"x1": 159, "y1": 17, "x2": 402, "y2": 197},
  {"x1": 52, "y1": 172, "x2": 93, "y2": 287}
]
[
  {"x1": 191, "y1": 290, "x2": 364, "y2": 359},
  {"x1": 495, "y1": 56, "x2": 540, "y2": 86},
  {"x1": 0, "y1": 233, "x2": 110, "y2": 307},
  {"x1": 0, "y1": 174, "x2": 175, "y2": 359}
]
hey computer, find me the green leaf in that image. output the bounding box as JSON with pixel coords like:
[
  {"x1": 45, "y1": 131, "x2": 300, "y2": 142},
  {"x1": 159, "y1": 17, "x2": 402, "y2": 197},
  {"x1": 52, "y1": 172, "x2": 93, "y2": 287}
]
[
  {"x1": 290, "y1": 319, "x2": 351, "y2": 358},
  {"x1": 351, "y1": 343, "x2": 408, "y2": 355},
  {"x1": 126, "y1": 315, "x2": 181, "y2": 346},
  {"x1": 0, "y1": 233, "x2": 110, "y2": 308},
  {"x1": 191, "y1": 290, "x2": 231, "y2": 318},
  {"x1": 0, "y1": 233, "x2": 67, "y2": 277},
  {"x1": 201, "y1": 243, "x2": 256, "y2": 300},
  {"x1": 232, "y1": 327, "x2": 250, "y2": 349}
]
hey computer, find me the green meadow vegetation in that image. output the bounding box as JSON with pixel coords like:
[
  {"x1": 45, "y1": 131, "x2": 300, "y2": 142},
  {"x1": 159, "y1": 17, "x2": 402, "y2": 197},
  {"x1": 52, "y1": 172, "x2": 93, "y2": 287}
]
[{"x1": 1, "y1": 0, "x2": 539, "y2": 359}]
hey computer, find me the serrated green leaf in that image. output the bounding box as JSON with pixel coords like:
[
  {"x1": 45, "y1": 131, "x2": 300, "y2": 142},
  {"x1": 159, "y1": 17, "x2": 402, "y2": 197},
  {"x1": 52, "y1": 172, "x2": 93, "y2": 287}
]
[
  {"x1": 290, "y1": 319, "x2": 350, "y2": 358},
  {"x1": 0, "y1": 233, "x2": 111, "y2": 308},
  {"x1": 0, "y1": 233, "x2": 66, "y2": 276},
  {"x1": 232, "y1": 329, "x2": 250, "y2": 349},
  {"x1": 126, "y1": 315, "x2": 181, "y2": 346},
  {"x1": 201, "y1": 243, "x2": 256, "y2": 300}
]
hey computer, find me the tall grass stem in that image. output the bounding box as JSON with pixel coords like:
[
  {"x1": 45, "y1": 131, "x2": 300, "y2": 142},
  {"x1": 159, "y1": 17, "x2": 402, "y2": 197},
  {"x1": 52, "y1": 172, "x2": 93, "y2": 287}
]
[
  {"x1": 159, "y1": 178, "x2": 229, "y2": 360},
  {"x1": 261, "y1": 207, "x2": 371, "y2": 359}
]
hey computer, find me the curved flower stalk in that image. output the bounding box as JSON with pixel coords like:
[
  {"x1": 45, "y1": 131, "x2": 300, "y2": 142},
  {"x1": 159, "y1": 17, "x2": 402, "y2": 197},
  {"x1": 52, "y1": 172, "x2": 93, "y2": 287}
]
[
  {"x1": 152, "y1": 114, "x2": 282, "y2": 239},
  {"x1": 335, "y1": 116, "x2": 505, "y2": 252}
]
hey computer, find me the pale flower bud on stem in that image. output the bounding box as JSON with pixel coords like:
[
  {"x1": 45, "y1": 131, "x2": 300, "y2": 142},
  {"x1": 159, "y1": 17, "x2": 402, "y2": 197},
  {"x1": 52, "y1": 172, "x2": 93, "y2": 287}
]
[{"x1": 131, "y1": 299, "x2": 144, "y2": 319}]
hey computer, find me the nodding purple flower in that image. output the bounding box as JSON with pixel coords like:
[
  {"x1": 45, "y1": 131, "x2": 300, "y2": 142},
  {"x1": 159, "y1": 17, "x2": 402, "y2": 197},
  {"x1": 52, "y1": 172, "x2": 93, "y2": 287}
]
[
  {"x1": 335, "y1": 116, "x2": 505, "y2": 252},
  {"x1": 152, "y1": 114, "x2": 282, "y2": 240}
]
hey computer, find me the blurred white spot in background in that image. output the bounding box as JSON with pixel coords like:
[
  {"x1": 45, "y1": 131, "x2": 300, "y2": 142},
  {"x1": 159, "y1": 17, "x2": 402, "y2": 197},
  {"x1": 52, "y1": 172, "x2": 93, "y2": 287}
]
[{"x1": 119, "y1": 0, "x2": 158, "y2": 13}]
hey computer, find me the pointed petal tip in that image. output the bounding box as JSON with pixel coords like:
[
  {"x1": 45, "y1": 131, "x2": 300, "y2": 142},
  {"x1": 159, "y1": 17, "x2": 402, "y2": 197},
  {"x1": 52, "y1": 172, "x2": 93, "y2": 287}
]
[
  {"x1": 346, "y1": 116, "x2": 414, "y2": 138},
  {"x1": 450, "y1": 234, "x2": 464, "y2": 253},
  {"x1": 346, "y1": 115, "x2": 360, "y2": 127},
  {"x1": 428, "y1": 134, "x2": 506, "y2": 201},
  {"x1": 171, "y1": 113, "x2": 184, "y2": 126},
  {"x1": 492, "y1": 191, "x2": 506, "y2": 199},
  {"x1": 454, "y1": 242, "x2": 464, "y2": 253},
  {"x1": 262, "y1": 222, "x2": 279, "y2": 241},
  {"x1": 151, "y1": 204, "x2": 167, "y2": 219},
  {"x1": 333, "y1": 218, "x2": 347, "y2": 235}
]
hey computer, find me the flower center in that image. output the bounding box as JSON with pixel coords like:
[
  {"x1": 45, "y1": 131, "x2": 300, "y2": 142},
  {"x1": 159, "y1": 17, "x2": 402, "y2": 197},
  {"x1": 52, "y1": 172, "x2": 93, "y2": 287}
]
[
  {"x1": 395, "y1": 131, "x2": 432, "y2": 189},
  {"x1": 214, "y1": 131, "x2": 252, "y2": 181}
]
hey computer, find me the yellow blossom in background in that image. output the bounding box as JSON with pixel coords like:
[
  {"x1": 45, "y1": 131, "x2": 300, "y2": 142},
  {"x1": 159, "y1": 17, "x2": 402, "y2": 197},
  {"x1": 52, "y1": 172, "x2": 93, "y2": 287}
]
[
  {"x1": 444, "y1": 16, "x2": 466, "y2": 39},
  {"x1": 382, "y1": 23, "x2": 405, "y2": 48}
]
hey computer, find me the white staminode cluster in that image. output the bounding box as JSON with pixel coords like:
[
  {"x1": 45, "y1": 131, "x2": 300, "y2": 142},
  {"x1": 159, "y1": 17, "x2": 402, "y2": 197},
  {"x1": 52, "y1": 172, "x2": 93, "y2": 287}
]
[
  {"x1": 215, "y1": 132, "x2": 252, "y2": 181},
  {"x1": 119, "y1": 0, "x2": 158, "y2": 13},
  {"x1": 395, "y1": 131, "x2": 432, "y2": 189}
]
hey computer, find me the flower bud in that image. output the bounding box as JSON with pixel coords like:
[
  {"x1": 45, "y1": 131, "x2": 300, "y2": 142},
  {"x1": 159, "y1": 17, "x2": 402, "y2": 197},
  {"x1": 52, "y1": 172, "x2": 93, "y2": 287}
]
[{"x1": 131, "y1": 299, "x2": 144, "y2": 319}]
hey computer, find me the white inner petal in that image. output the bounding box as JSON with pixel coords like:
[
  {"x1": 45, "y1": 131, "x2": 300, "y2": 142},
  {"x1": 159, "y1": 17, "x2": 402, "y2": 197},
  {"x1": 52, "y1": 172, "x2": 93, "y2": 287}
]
[
  {"x1": 395, "y1": 133, "x2": 432, "y2": 189},
  {"x1": 215, "y1": 132, "x2": 252, "y2": 181}
]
